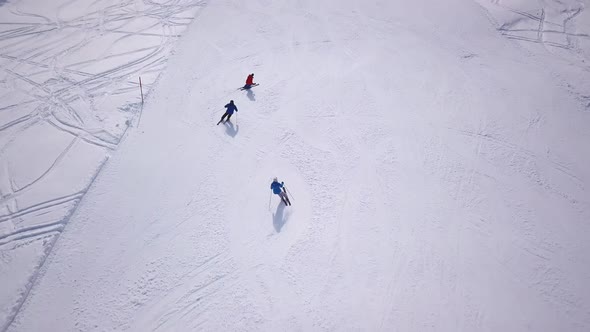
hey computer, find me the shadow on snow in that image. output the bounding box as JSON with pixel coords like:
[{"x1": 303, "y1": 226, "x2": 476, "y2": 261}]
[
  {"x1": 273, "y1": 203, "x2": 288, "y2": 232},
  {"x1": 224, "y1": 121, "x2": 238, "y2": 137},
  {"x1": 246, "y1": 88, "x2": 255, "y2": 101}
]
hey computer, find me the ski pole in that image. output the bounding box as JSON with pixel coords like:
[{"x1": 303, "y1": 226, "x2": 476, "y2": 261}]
[
  {"x1": 285, "y1": 186, "x2": 294, "y2": 201},
  {"x1": 268, "y1": 190, "x2": 272, "y2": 211}
]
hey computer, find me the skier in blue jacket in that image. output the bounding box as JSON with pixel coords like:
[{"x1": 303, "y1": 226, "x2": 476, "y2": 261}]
[
  {"x1": 217, "y1": 100, "x2": 238, "y2": 125},
  {"x1": 271, "y1": 177, "x2": 291, "y2": 206}
]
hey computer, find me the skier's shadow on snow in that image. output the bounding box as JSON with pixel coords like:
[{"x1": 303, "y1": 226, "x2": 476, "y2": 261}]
[
  {"x1": 246, "y1": 88, "x2": 255, "y2": 101},
  {"x1": 224, "y1": 121, "x2": 239, "y2": 137},
  {"x1": 273, "y1": 203, "x2": 288, "y2": 232}
]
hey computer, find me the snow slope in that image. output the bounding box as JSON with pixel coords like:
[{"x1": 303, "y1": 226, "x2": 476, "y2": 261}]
[
  {"x1": 0, "y1": 0, "x2": 203, "y2": 329},
  {"x1": 6, "y1": 0, "x2": 590, "y2": 330}
]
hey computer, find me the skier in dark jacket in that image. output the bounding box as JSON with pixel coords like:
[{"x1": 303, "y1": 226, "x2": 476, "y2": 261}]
[
  {"x1": 270, "y1": 177, "x2": 291, "y2": 206},
  {"x1": 217, "y1": 100, "x2": 238, "y2": 125}
]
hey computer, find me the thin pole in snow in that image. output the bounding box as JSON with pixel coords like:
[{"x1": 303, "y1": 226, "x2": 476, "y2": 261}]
[
  {"x1": 285, "y1": 186, "x2": 294, "y2": 201},
  {"x1": 137, "y1": 76, "x2": 145, "y2": 128},
  {"x1": 139, "y1": 76, "x2": 144, "y2": 104}
]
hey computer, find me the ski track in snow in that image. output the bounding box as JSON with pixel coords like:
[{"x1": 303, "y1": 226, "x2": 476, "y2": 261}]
[
  {"x1": 478, "y1": 0, "x2": 590, "y2": 113},
  {"x1": 0, "y1": 0, "x2": 205, "y2": 330},
  {"x1": 1, "y1": 0, "x2": 590, "y2": 331}
]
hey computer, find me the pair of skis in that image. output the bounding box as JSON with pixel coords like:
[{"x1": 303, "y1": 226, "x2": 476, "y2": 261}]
[
  {"x1": 280, "y1": 187, "x2": 292, "y2": 206},
  {"x1": 239, "y1": 83, "x2": 259, "y2": 91}
]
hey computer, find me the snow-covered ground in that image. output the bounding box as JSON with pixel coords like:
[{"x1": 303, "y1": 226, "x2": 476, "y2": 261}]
[
  {"x1": 0, "y1": 0, "x2": 203, "y2": 329},
  {"x1": 2, "y1": 0, "x2": 590, "y2": 331}
]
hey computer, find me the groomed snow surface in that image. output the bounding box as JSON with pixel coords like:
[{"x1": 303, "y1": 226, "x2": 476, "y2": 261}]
[{"x1": 1, "y1": 0, "x2": 590, "y2": 331}]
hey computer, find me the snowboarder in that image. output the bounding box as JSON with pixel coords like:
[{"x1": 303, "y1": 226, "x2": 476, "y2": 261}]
[
  {"x1": 270, "y1": 177, "x2": 291, "y2": 206},
  {"x1": 217, "y1": 100, "x2": 238, "y2": 125},
  {"x1": 243, "y1": 73, "x2": 255, "y2": 89}
]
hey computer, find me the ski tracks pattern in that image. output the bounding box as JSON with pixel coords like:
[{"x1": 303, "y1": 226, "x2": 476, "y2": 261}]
[
  {"x1": 0, "y1": 0, "x2": 205, "y2": 330},
  {"x1": 477, "y1": 0, "x2": 590, "y2": 112}
]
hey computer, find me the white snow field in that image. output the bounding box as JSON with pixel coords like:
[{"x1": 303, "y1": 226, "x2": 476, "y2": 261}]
[
  {"x1": 3, "y1": 0, "x2": 590, "y2": 330},
  {"x1": 0, "y1": 0, "x2": 204, "y2": 329}
]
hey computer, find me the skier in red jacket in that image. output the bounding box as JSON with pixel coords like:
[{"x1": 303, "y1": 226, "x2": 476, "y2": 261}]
[{"x1": 244, "y1": 73, "x2": 255, "y2": 89}]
